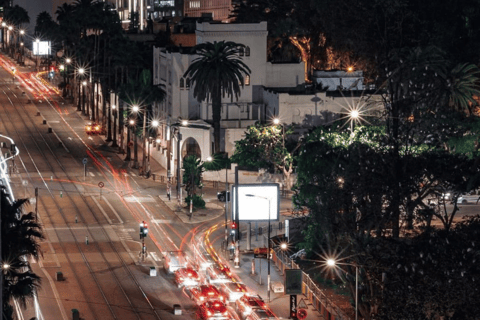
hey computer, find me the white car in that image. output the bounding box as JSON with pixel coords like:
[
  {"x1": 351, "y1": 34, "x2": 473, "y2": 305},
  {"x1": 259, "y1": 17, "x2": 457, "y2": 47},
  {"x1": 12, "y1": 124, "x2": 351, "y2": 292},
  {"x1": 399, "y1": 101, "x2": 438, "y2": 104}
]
[{"x1": 457, "y1": 194, "x2": 480, "y2": 204}]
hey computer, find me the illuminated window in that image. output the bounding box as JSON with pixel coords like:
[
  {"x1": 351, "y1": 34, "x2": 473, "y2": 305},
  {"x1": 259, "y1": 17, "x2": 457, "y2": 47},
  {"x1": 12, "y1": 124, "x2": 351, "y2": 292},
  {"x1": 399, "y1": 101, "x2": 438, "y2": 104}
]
[
  {"x1": 245, "y1": 75, "x2": 250, "y2": 86},
  {"x1": 189, "y1": 1, "x2": 200, "y2": 8},
  {"x1": 158, "y1": 0, "x2": 174, "y2": 6}
]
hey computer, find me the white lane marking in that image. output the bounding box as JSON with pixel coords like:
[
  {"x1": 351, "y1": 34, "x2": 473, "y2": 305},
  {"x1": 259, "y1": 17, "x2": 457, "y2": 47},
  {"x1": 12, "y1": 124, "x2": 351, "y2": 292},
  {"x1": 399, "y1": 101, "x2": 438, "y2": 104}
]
[
  {"x1": 92, "y1": 196, "x2": 113, "y2": 225},
  {"x1": 150, "y1": 252, "x2": 161, "y2": 262},
  {"x1": 152, "y1": 219, "x2": 174, "y2": 224},
  {"x1": 124, "y1": 196, "x2": 155, "y2": 202},
  {"x1": 102, "y1": 196, "x2": 124, "y2": 224},
  {"x1": 88, "y1": 172, "x2": 95, "y2": 177}
]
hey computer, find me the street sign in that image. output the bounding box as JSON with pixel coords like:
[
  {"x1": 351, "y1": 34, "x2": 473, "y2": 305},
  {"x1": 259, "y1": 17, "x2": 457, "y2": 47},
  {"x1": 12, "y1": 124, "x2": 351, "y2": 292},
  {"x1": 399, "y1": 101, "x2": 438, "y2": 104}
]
[
  {"x1": 98, "y1": 182, "x2": 104, "y2": 188},
  {"x1": 297, "y1": 309, "x2": 307, "y2": 320},
  {"x1": 82, "y1": 157, "x2": 88, "y2": 165}
]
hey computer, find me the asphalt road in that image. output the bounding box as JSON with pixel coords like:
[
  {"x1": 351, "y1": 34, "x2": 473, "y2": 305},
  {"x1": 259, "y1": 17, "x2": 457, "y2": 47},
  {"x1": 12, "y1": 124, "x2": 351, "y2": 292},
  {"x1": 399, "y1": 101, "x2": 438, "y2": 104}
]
[{"x1": 0, "y1": 56, "x2": 203, "y2": 320}]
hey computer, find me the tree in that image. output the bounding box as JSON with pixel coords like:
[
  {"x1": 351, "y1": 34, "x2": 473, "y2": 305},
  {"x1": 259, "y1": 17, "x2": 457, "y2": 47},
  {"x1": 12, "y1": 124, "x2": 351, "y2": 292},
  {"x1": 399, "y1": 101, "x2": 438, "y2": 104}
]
[
  {"x1": 183, "y1": 41, "x2": 251, "y2": 153},
  {"x1": 4, "y1": 5, "x2": 30, "y2": 27},
  {"x1": 1, "y1": 188, "x2": 44, "y2": 320},
  {"x1": 231, "y1": 122, "x2": 298, "y2": 189},
  {"x1": 182, "y1": 155, "x2": 206, "y2": 209},
  {"x1": 35, "y1": 12, "x2": 58, "y2": 43}
]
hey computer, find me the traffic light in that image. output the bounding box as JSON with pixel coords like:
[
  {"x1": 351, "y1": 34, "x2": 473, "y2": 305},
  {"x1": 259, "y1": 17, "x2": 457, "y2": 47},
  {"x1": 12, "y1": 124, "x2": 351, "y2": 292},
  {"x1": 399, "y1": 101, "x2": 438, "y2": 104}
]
[
  {"x1": 139, "y1": 221, "x2": 148, "y2": 238},
  {"x1": 231, "y1": 222, "x2": 237, "y2": 230}
]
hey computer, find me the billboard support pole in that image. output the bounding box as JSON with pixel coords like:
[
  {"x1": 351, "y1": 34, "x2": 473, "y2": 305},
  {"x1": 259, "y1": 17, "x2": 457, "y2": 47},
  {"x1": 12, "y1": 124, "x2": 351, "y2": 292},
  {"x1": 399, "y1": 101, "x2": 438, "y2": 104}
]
[{"x1": 234, "y1": 166, "x2": 240, "y2": 268}]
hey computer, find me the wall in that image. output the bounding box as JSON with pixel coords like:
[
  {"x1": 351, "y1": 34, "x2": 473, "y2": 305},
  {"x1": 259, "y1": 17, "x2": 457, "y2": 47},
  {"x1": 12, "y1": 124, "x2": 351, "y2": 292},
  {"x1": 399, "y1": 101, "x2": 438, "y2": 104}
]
[{"x1": 265, "y1": 62, "x2": 304, "y2": 88}]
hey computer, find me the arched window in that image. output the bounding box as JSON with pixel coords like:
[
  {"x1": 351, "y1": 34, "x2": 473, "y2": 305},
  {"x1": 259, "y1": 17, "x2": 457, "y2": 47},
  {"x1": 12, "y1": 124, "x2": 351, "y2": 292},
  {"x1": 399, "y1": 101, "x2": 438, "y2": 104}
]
[
  {"x1": 180, "y1": 78, "x2": 185, "y2": 88},
  {"x1": 186, "y1": 77, "x2": 191, "y2": 89},
  {"x1": 239, "y1": 47, "x2": 244, "y2": 56},
  {"x1": 182, "y1": 137, "x2": 201, "y2": 159},
  {"x1": 245, "y1": 75, "x2": 250, "y2": 86},
  {"x1": 245, "y1": 46, "x2": 250, "y2": 56}
]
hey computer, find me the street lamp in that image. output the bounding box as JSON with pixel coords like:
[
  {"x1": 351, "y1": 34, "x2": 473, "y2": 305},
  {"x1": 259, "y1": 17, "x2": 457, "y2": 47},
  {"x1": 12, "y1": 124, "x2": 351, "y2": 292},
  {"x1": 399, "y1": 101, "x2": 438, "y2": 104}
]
[
  {"x1": 131, "y1": 105, "x2": 140, "y2": 168},
  {"x1": 350, "y1": 109, "x2": 359, "y2": 133},
  {"x1": 246, "y1": 194, "x2": 272, "y2": 302},
  {"x1": 82, "y1": 81, "x2": 87, "y2": 115},
  {"x1": 77, "y1": 68, "x2": 85, "y2": 111},
  {"x1": 111, "y1": 105, "x2": 118, "y2": 147},
  {"x1": 125, "y1": 118, "x2": 135, "y2": 161},
  {"x1": 327, "y1": 258, "x2": 358, "y2": 320}
]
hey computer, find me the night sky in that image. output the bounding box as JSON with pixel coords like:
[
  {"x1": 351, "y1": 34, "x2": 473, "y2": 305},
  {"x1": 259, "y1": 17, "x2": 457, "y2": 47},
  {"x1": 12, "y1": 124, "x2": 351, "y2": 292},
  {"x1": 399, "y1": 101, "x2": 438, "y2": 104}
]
[{"x1": 15, "y1": 0, "x2": 52, "y2": 35}]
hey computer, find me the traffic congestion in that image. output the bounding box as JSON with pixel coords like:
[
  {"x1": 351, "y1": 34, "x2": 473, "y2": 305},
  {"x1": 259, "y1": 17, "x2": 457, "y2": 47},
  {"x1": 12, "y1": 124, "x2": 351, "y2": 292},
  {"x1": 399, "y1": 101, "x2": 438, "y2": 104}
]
[{"x1": 165, "y1": 243, "x2": 282, "y2": 320}]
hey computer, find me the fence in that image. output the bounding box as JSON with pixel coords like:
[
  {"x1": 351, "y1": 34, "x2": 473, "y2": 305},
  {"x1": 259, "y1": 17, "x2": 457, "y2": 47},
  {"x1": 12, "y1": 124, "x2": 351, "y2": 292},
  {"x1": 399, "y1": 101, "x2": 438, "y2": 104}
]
[{"x1": 271, "y1": 249, "x2": 351, "y2": 320}]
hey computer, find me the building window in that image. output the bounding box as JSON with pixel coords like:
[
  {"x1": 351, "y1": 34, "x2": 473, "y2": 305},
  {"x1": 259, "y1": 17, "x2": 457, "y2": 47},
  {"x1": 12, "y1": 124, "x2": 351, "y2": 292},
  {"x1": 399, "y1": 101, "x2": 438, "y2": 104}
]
[
  {"x1": 189, "y1": 0, "x2": 200, "y2": 8},
  {"x1": 239, "y1": 47, "x2": 244, "y2": 56},
  {"x1": 186, "y1": 78, "x2": 191, "y2": 89},
  {"x1": 180, "y1": 78, "x2": 185, "y2": 88},
  {"x1": 245, "y1": 46, "x2": 250, "y2": 56},
  {"x1": 245, "y1": 75, "x2": 250, "y2": 86}
]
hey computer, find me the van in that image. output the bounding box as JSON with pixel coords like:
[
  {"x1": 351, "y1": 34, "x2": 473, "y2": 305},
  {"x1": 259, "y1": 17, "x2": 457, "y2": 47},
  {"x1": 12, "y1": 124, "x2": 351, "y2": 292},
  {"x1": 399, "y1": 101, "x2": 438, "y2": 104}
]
[{"x1": 163, "y1": 251, "x2": 188, "y2": 274}]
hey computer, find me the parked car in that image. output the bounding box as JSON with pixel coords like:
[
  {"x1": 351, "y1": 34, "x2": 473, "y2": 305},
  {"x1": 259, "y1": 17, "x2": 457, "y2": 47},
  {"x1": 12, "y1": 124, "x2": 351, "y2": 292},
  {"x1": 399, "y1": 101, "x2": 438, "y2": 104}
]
[
  {"x1": 217, "y1": 191, "x2": 230, "y2": 202},
  {"x1": 457, "y1": 194, "x2": 480, "y2": 204}
]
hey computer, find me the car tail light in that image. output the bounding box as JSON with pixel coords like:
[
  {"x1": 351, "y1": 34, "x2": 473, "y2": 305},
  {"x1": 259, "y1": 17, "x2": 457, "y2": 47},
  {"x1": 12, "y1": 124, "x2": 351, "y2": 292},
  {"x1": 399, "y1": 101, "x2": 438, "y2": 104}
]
[{"x1": 208, "y1": 292, "x2": 213, "y2": 296}]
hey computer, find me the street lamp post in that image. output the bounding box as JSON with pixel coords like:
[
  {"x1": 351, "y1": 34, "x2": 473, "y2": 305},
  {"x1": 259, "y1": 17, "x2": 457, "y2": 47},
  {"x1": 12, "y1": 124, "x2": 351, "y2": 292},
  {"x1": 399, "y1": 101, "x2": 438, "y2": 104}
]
[
  {"x1": 131, "y1": 105, "x2": 140, "y2": 168},
  {"x1": 111, "y1": 105, "x2": 118, "y2": 147},
  {"x1": 82, "y1": 81, "x2": 87, "y2": 115},
  {"x1": 125, "y1": 119, "x2": 135, "y2": 161},
  {"x1": 327, "y1": 259, "x2": 358, "y2": 320},
  {"x1": 246, "y1": 194, "x2": 272, "y2": 302},
  {"x1": 77, "y1": 68, "x2": 85, "y2": 112}
]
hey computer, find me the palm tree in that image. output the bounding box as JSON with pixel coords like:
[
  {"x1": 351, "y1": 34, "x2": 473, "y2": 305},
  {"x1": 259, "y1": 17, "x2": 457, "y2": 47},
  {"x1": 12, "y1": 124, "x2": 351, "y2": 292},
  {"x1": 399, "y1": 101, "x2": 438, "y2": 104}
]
[
  {"x1": 1, "y1": 188, "x2": 44, "y2": 320},
  {"x1": 184, "y1": 41, "x2": 251, "y2": 153},
  {"x1": 119, "y1": 69, "x2": 166, "y2": 162}
]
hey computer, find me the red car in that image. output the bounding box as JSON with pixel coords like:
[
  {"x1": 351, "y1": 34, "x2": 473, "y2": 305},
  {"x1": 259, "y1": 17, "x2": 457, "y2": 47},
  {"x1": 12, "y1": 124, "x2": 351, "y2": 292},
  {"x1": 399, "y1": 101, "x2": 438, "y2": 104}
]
[
  {"x1": 174, "y1": 267, "x2": 200, "y2": 288},
  {"x1": 190, "y1": 284, "x2": 226, "y2": 304},
  {"x1": 197, "y1": 300, "x2": 229, "y2": 320},
  {"x1": 235, "y1": 294, "x2": 266, "y2": 319},
  {"x1": 207, "y1": 264, "x2": 233, "y2": 284}
]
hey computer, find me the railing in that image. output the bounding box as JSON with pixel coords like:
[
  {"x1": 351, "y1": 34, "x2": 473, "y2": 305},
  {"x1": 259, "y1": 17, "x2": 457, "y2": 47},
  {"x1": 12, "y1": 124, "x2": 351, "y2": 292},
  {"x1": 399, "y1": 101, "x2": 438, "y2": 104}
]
[{"x1": 271, "y1": 249, "x2": 351, "y2": 320}]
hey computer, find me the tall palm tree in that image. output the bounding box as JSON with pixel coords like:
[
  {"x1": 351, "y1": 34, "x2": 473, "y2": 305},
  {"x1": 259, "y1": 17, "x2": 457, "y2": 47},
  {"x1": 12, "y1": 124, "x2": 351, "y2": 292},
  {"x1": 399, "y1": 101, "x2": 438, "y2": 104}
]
[
  {"x1": 1, "y1": 188, "x2": 44, "y2": 320},
  {"x1": 184, "y1": 41, "x2": 251, "y2": 153}
]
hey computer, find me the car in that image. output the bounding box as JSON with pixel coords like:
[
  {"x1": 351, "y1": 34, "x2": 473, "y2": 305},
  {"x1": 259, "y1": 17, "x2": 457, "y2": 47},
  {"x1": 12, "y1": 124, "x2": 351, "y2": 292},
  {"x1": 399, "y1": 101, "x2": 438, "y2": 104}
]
[
  {"x1": 253, "y1": 247, "x2": 273, "y2": 259},
  {"x1": 457, "y1": 194, "x2": 480, "y2": 204},
  {"x1": 164, "y1": 251, "x2": 188, "y2": 274},
  {"x1": 217, "y1": 191, "x2": 230, "y2": 202},
  {"x1": 85, "y1": 122, "x2": 101, "y2": 135},
  {"x1": 235, "y1": 294, "x2": 266, "y2": 319},
  {"x1": 219, "y1": 282, "x2": 247, "y2": 303},
  {"x1": 245, "y1": 308, "x2": 276, "y2": 320},
  {"x1": 197, "y1": 300, "x2": 229, "y2": 320},
  {"x1": 193, "y1": 246, "x2": 215, "y2": 271},
  {"x1": 174, "y1": 267, "x2": 200, "y2": 288},
  {"x1": 189, "y1": 284, "x2": 226, "y2": 304},
  {"x1": 207, "y1": 264, "x2": 233, "y2": 284}
]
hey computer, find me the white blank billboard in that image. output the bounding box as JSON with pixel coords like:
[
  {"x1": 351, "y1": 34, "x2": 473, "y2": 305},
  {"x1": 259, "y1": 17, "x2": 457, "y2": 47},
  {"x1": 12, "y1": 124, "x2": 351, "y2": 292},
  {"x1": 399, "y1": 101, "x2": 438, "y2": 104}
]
[
  {"x1": 33, "y1": 41, "x2": 51, "y2": 56},
  {"x1": 231, "y1": 184, "x2": 279, "y2": 221}
]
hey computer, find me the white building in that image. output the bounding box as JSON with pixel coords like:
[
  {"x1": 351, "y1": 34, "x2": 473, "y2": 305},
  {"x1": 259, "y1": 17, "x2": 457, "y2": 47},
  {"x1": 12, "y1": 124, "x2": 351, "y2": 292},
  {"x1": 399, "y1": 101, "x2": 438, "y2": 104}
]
[{"x1": 151, "y1": 21, "x2": 383, "y2": 182}]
